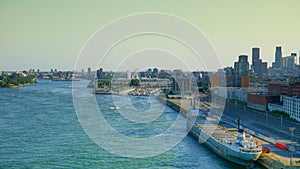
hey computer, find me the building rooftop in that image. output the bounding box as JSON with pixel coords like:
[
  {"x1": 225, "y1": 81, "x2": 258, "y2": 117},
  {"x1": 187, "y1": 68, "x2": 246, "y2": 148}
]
[
  {"x1": 213, "y1": 87, "x2": 267, "y2": 92},
  {"x1": 248, "y1": 92, "x2": 279, "y2": 97}
]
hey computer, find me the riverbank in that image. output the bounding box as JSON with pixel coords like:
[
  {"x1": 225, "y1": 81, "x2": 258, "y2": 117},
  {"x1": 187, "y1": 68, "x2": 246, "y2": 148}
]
[
  {"x1": 7, "y1": 83, "x2": 32, "y2": 88},
  {"x1": 156, "y1": 95, "x2": 189, "y2": 117},
  {"x1": 93, "y1": 87, "x2": 134, "y2": 95}
]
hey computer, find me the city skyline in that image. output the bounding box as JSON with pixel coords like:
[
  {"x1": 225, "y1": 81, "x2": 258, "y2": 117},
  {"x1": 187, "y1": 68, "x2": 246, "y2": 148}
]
[
  {"x1": 1, "y1": 1, "x2": 300, "y2": 71},
  {"x1": 1, "y1": 44, "x2": 298, "y2": 73}
]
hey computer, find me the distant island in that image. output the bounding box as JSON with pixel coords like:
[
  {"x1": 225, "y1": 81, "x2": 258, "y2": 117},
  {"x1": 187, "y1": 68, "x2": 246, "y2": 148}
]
[{"x1": 0, "y1": 72, "x2": 36, "y2": 88}]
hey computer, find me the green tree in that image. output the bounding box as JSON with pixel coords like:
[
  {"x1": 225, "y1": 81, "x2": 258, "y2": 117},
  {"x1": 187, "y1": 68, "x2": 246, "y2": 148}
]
[
  {"x1": 0, "y1": 74, "x2": 35, "y2": 88},
  {"x1": 130, "y1": 79, "x2": 140, "y2": 86}
]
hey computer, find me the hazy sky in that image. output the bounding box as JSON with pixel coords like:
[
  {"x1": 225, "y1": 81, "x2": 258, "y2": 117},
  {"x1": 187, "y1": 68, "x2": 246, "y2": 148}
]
[{"x1": 1, "y1": 0, "x2": 300, "y2": 71}]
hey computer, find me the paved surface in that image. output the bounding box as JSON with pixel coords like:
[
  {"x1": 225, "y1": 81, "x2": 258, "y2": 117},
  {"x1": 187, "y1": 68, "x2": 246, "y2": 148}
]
[
  {"x1": 222, "y1": 101, "x2": 300, "y2": 158},
  {"x1": 224, "y1": 101, "x2": 300, "y2": 141}
]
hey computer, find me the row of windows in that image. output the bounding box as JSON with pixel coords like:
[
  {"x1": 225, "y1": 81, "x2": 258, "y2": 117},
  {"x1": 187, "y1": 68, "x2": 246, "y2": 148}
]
[{"x1": 281, "y1": 97, "x2": 300, "y2": 121}]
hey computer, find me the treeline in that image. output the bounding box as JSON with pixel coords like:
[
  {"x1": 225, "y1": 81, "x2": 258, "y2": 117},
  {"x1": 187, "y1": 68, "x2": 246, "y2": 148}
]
[{"x1": 0, "y1": 74, "x2": 35, "y2": 87}]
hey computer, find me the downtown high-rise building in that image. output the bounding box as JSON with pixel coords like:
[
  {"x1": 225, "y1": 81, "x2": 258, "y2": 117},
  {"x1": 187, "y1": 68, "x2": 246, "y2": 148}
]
[
  {"x1": 96, "y1": 68, "x2": 105, "y2": 79},
  {"x1": 223, "y1": 67, "x2": 235, "y2": 87},
  {"x1": 252, "y1": 47, "x2": 260, "y2": 72},
  {"x1": 273, "y1": 46, "x2": 282, "y2": 68},
  {"x1": 282, "y1": 53, "x2": 297, "y2": 70},
  {"x1": 234, "y1": 55, "x2": 249, "y2": 87},
  {"x1": 251, "y1": 47, "x2": 268, "y2": 76}
]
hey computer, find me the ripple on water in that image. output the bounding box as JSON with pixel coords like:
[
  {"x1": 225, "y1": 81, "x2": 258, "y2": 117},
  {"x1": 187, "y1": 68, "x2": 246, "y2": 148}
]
[{"x1": 0, "y1": 80, "x2": 244, "y2": 168}]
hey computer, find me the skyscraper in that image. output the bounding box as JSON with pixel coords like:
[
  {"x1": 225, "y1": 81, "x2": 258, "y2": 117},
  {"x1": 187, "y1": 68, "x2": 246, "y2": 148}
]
[
  {"x1": 252, "y1": 47, "x2": 268, "y2": 76},
  {"x1": 282, "y1": 53, "x2": 297, "y2": 70},
  {"x1": 223, "y1": 67, "x2": 234, "y2": 87},
  {"x1": 96, "y1": 68, "x2": 105, "y2": 79},
  {"x1": 274, "y1": 46, "x2": 282, "y2": 68},
  {"x1": 87, "y1": 67, "x2": 91, "y2": 77},
  {"x1": 287, "y1": 53, "x2": 297, "y2": 70},
  {"x1": 291, "y1": 53, "x2": 297, "y2": 64},
  {"x1": 260, "y1": 62, "x2": 268, "y2": 75},
  {"x1": 234, "y1": 55, "x2": 249, "y2": 87},
  {"x1": 299, "y1": 50, "x2": 300, "y2": 65},
  {"x1": 252, "y1": 47, "x2": 260, "y2": 74}
]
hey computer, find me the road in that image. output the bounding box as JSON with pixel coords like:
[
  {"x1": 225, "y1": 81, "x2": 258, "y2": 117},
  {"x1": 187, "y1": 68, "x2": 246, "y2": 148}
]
[
  {"x1": 223, "y1": 101, "x2": 300, "y2": 141},
  {"x1": 221, "y1": 101, "x2": 300, "y2": 158}
]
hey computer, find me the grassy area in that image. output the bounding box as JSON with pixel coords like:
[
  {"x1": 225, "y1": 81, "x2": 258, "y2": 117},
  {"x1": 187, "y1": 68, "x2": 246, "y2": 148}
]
[
  {"x1": 270, "y1": 110, "x2": 290, "y2": 118},
  {"x1": 228, "y1": 99, "x2": 247, "y2": 105}
]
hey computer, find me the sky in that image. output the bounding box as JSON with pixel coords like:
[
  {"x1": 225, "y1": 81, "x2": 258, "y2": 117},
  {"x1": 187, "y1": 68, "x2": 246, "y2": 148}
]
[{"x1": 1, "y1": 0, "x2": 300, "y2": 72}]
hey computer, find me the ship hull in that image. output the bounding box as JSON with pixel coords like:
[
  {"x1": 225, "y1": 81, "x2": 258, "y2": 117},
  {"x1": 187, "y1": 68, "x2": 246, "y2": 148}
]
[{"x1": 188, "y1": 123, "x2": 261, "y2": 167}]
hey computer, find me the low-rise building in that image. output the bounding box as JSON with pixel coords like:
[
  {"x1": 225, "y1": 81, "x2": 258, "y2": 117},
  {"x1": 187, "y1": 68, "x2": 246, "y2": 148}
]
[
  {"x1": 282, "y1": 95, "x2": 300, "y2": 121},
  {"x1": 210, "y1": 74, "x2": 219, "y2": 87},
  {"x1": 247, "y1": 93, "x2": 280, "y2": 111},
  {"x1": 268, "y1": 83, "x2": 283, "y2": 95},
  {"x1": 267, "y1": 95, "x2": 300, "y2": 122},
  {"x1": 171, "y1": 77, "x2": 192, "y2": 95},
  {"x1": 268, "y1": 103, "x2": 283, "y2": 112},
  {"x1": 268, "y1": 82, "x2": 300, "y2": 96},
  {"x1": 241, "y1": 76, "x2": 250, "y2": 87},
  {"x1": 213, "y1": 87, "x2": 267, "y2": 103}
]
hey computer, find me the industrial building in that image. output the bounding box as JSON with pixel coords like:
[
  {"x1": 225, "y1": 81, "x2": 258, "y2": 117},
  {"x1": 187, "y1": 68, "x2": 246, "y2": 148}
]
[{"x1": 247, "y1": 93, "x2": 280, "y2": 111}]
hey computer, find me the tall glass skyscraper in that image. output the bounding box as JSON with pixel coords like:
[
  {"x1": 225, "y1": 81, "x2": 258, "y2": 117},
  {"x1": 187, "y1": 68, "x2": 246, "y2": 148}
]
[
  {"x1": 252, "y1": 47, "x2": 260, "y2": 73},
  {"x1": 252, "y1": 47, "x2": 268, "y2": 76},
  {"x1": 274, "y1": 46, "x2": 282, "y2": 68},
  {"x1": 234, "y1": 55, "x2": 249, "y2": 87}
]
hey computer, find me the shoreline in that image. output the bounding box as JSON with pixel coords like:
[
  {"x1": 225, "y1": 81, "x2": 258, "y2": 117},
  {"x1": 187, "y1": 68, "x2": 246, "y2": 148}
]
[
  {"x1": 2, "y1": 82, "x2": 33, "y2": 89},
  {"x1": 9, "y1": 83, "x2": 30, "y2": 88}
]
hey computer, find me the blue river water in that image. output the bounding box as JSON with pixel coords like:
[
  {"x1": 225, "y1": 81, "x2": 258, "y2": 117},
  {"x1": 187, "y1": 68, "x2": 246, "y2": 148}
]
[{"x1": 0, "y1": 80, "x2": 244, "y2": 168}]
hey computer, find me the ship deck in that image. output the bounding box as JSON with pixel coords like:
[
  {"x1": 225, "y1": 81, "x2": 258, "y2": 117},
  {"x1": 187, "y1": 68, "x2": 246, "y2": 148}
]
[{"x1": 196, "y1": 122, "x2": 237, "y2": 143}]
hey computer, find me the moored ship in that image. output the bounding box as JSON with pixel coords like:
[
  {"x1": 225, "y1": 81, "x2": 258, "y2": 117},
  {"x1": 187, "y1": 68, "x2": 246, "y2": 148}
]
[{"x1": 187, "y1": 108, "x2": 262, "y2": 167}]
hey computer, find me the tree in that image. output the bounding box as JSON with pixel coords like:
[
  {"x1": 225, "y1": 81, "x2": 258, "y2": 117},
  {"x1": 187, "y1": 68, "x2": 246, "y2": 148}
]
[
  {"x1": 105, "y1": 73, "x2": 113, "y2": 79},
  {"x1": 0, "y1": 74, "x2": 35, "y2": 88},
  {"x1": 130, "y1": 79, "x2": 140, "y2": 86}
]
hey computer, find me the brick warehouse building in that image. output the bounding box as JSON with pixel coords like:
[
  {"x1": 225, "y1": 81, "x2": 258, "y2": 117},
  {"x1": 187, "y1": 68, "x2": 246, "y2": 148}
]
[
  {"x1": 268, "y1": 82, "x2": 300, "y2": 96},
  {"x1": 247, "y1": 93, "x2": 280, "y2": 111}
]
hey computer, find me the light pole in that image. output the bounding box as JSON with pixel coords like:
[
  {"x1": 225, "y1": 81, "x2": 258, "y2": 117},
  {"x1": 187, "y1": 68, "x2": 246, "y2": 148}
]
[
  {"x1": 289, "y1": 127, "x2": 295, "y2": 165},
  {"x1": 266, "y1": 111, "x2": 268, "y2": 126},
  {"x1": 280, "y1": 114, "x2": 283, "y2": 130},
  {"x1": 234, "y1": 100, "x2": 237, "y2": 120}
]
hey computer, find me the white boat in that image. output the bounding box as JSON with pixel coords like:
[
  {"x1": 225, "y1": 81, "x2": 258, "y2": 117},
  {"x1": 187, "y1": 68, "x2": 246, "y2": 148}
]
[{"x1": 109, "y1": 106, "x2": 120, "y2": 110}]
